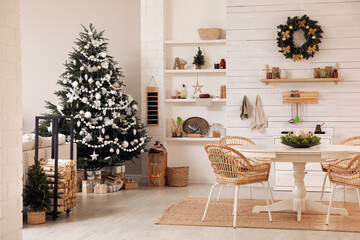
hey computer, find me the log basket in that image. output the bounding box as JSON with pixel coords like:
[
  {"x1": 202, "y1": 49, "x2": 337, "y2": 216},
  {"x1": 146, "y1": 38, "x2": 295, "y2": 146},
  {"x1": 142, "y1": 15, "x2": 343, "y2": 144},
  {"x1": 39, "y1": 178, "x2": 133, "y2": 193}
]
[{"x1": 167, "y1": 166, "x2": 189, "y2": 187}]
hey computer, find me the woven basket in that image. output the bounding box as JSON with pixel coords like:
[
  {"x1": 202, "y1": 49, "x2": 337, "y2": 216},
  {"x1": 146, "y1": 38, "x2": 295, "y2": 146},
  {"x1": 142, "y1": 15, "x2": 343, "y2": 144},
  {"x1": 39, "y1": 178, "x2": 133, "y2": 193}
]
[
  {"x1": 197, "y1": 28, "x2": 221, "y2": 40},
  {"x1": 27, "y1": 210, "x2": 46, "y2": 224},
  {"x1": 167, "y1": 166, "x2": 189, "y2": 187}
]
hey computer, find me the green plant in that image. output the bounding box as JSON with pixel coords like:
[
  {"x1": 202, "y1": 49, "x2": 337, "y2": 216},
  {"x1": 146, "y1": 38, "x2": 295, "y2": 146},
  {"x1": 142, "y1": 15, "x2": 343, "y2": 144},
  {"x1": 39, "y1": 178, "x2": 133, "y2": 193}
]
[
  {"x1": 192, "y1": 47, "x2": 205, "y2": 67},
  {"x1": 177, "y1": 117, "x2": 182, "y2": 126},
  {"x1": 24, "y1": 157, "x2": 51, "y2": 212}
]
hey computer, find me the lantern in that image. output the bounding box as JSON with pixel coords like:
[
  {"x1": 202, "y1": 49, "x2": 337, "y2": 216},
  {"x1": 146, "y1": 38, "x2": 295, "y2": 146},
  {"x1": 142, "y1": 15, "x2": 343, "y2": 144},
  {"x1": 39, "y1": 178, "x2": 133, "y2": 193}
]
[{"x1": 148, "y1": 141, "x2": 167, "y2": 187}]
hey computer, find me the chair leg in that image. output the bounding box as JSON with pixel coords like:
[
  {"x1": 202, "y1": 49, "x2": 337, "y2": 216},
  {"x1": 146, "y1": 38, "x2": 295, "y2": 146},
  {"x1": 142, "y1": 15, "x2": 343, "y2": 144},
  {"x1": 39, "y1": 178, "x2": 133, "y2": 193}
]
[
  {"x1": 261, "y1": 182, "x2": 272, "y2": 222},
  {"x1": 233, "y1": 185, "x2": 239, "y2": 229},
  {"x1": 356, "y1": 188, "x2": 360, "y2": 211},
  {"x1": 267, "y1": 181, "x2": 274, "y2": 204},
  {"x1": 217, "y1": 184, "x2": 223, "y2": 202},
  {"x1": 202, "y1": 183, "x2": 218, "y2": 222},
  {"x1": 326, "y1": 184, "x2": 337, "y2": 225},
  {"x1": 343, "y1": 186, "x2": 346, "y2": 202},
  {"x1": 320, "y1": 173, "x2": 328, "y2": 203},
  {"x1": 249, "y1": 184, "x2": 252, "y2": 200}
]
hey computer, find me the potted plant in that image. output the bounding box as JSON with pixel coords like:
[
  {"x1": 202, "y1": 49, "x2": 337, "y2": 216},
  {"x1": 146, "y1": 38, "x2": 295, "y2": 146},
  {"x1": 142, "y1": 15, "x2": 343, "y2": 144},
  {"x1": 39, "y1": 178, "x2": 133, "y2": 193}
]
[
  {"x1": 171, "y1": 117, "x2": 183, "y2": 137},
  {"x1": 24, "y1": 157, "x2": 51, "y2": 224},
  {"x1": 193, "y1": 47, "x2": 205, "y2": 69}
]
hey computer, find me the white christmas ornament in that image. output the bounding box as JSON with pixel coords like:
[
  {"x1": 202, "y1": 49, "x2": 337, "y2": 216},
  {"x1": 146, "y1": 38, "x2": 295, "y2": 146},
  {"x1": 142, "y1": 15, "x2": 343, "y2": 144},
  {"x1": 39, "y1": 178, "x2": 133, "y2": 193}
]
[
  {"x1": 79, "y1": 110, "x2": 85, "y2": 115},
  {"x1": 122, "y1": 141, "x2": 129, "y2": 148},
  {"x1": 88, "y1": 77, "x2": 94, "y2": 84},
  {"x1": 95, "y1": 93, "x2": 101, "y2": 100},
  {"x1": 63, "y1": 79, "x2": 68, "y2": 84},
  {"x1": 132, "y1": 104, "x2": 138, "y2": 111},
  {"x1": 85, "y1": 111, "x2": 92, "y2": 119},
  {"x1": 100, "y1": 51, "x2": 107, "y2": 58},
  {"x1": 82, "y1": 97, "x2": 88, "y2": 103},
  {"x1": 80, "y1": 66, "x2": 85, "y2": 71},
  {"x1": 72, "y1": 81, "x2": 79, "y2": 88},
  {"x1": 133, "y1": 129, "x2": 137, "y2": 135},
  {"x1": 110, "y1": 148, "x2": 114, "y2": 153},
  {"x1": 134, "y1": 139, "x2": 138, "y2": 144},
  {"x1": 116, "y1": 149, "x2": 120, "y2": 154},
  {"x1": 140, "y1": 137, "x2": 144, "y2": 142},
  {"x1": 140, "y1": 149, "x2": 144, "y2": 154},
  {"x1": 95, "y1": 81, "x2": 101, "y2": 87},
  {"x1": 90, "y1": 150, "x2": 98, "y2": 161},
  {"x1": 77, "y1": 121, "x2": 81, "y2": 127}
]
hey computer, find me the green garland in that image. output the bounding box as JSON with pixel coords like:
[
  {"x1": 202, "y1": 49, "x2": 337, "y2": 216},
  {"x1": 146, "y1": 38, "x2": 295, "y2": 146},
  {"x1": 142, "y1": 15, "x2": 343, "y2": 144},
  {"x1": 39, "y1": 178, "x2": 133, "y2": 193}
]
[{"x1": 277, "y1": 15, "x2": 323, "y2": 61}]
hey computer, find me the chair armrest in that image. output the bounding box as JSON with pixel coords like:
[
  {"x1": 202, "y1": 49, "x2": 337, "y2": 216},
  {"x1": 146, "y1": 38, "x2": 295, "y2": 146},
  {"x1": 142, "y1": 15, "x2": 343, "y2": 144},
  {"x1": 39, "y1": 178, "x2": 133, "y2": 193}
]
[{"x1": 248, "y1": 161, "x2": 271, "y2": 172}]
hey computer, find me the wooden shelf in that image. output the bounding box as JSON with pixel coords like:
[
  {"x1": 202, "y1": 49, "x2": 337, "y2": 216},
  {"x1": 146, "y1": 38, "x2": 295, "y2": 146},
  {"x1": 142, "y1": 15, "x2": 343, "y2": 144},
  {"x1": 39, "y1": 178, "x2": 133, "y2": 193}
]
[
  {"x1": 165, "y1": 137, "x2": 220, "y2": 142},
  {"x1": 260, "y1": 78, "x2": 344, "y2": 85},
  {"x1": 165, "y1": 69, "x2": 226, "y2": 74},
  {"x1": 164, "y1": 99, "x2": 226, "y2": 103},
  {"x1": 164, "y1": 39, "x2": 226, "y2": 45}
]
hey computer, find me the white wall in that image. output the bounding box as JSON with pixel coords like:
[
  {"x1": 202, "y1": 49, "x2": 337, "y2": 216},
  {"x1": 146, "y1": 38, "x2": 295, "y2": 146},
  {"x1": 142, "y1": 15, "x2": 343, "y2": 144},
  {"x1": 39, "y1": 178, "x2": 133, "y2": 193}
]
[
  {"x1": 227, "y1": 0, "x2": 360, "y2": 144},
  {"x1": 0, "y1": 0, "x2": 23, "y2": 239},
  {"x1": 21, "y1": 0, "x2": 142, "y2": 173}
]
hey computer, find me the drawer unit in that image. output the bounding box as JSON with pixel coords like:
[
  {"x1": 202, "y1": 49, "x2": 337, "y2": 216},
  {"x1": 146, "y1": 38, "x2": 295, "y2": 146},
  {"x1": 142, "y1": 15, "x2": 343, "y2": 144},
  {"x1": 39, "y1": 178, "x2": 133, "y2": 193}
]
[{"x1": 273, "y1": 133, "x2": 333, "y2": 191}]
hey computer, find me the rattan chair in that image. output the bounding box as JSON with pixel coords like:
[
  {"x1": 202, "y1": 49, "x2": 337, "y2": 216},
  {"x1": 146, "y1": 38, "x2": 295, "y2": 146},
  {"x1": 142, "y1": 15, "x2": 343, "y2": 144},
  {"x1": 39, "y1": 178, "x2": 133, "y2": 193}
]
[
  {"x1": 320, "y1": 136, "x2": 360, "y2": 203},
  {"x1": 218, "y1": 136, "x2": 274, "y2": 203},
  {"x1": 326, "y1": 153, "x2": 360, "y2": 225},
  {"x1": 203, "y1": 144, "x2": 272, "y2": 228}
]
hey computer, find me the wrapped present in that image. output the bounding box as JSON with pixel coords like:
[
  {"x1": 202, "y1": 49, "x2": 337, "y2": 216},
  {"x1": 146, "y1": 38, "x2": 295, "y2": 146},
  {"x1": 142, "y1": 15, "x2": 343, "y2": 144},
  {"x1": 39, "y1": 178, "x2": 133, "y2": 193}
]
[
  {"x1": 94, "y1": 184, "x2": 108, "y2": 194},
  {"x1": 82, "y1": 180, "x2": 93, "y2": 193}
]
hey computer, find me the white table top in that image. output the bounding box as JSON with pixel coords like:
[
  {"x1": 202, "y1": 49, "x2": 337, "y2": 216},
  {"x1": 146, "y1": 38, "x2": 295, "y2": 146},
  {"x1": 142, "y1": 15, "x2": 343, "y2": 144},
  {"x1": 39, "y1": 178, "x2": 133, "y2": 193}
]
[{"x1": 233, "y1": 144, "x2": 360, "y2": 162}]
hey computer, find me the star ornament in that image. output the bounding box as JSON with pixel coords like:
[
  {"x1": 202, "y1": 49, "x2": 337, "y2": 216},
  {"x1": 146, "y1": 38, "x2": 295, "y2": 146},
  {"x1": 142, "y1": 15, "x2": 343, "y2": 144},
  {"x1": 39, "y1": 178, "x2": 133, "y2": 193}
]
[
  {"x1": 192, "y1": 80, "x2": 203, "y2": 95},
  {"x1": 297, "y1": 20, "x2": 306, "y2": 28},
  {"x1": 292, "y1": 54, "x2": 302, "y2": 62},
  {"x1": 97, "y1": 135, "x2": 104, "y2": 143},
  {"x1": 281, "y1": 30, "x2": 290, "y2": 40},
  {"x1": 282, "y1": 46, "x2": 291, "y2": 54},
  {"x1": 90, "y1": 150, "x2": 99, "y2": 161},
  {"x1": 307, "y1": 45, "x2": 317, "y2": 55},
  {"x1": 308, "y1": 28, "x2": 317, "y2": 35}
]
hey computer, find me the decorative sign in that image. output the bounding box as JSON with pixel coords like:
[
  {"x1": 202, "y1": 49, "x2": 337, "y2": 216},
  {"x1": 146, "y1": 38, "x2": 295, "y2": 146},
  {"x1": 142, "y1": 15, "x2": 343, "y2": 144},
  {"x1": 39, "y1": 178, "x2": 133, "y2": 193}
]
[{"x1": 146, "y1": 77, "x2": 159, "y2": 126}]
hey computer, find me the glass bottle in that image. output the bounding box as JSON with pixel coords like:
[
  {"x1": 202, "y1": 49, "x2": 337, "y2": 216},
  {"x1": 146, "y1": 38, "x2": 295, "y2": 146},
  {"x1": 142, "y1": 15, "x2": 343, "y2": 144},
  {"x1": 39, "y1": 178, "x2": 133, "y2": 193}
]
[{"x1": 181, "y1": 84, "x2": 187, "y2": 99}]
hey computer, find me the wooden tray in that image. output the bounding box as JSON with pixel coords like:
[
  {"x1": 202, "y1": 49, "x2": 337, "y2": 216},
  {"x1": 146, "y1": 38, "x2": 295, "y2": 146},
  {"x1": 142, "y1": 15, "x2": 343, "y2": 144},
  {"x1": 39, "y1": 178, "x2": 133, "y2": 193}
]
[{"x1": 183, "y1": 117, "x2": 209, "y2": 136}]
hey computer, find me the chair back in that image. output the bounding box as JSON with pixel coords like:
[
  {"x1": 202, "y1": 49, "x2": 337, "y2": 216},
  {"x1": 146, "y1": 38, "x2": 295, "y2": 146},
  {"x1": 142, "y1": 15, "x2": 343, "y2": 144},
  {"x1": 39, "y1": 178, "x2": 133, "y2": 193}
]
[
  {"x1": 219, "y1": 136, "x2": 255, "y2": 147},
  {"x1": 328, "y1": 153, "x2": 360, "y2": 187},
  {"x1": 340, "y1": 136, "x2": 360, "y2": 146},
  {"x1": 205, "y1": 144, "x2": 251, "y2": 184}
]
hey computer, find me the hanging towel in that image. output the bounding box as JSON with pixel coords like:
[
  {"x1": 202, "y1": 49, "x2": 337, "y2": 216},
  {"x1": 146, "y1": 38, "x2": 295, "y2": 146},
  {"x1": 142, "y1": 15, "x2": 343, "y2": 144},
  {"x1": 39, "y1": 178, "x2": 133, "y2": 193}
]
[
  {"x1": 250, "y1": 95, "x2": 266, "y2": 134},
  {"x1": 240, "y1": 95, "x2": 252, "y2": 120}
]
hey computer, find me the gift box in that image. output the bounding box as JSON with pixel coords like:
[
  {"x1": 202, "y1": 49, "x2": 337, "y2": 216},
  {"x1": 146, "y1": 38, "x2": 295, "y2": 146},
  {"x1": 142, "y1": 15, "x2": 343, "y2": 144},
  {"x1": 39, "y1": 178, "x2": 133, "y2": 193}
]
[
  {"x1": 124, "y1": 182, "x2": 138, "y2": 190},
  {"x1": 82, "y1": 180, "x2": 93, "y2": 193},
  {"x1": 94, "y1": 184, "x2": 108, "y2": 194}
]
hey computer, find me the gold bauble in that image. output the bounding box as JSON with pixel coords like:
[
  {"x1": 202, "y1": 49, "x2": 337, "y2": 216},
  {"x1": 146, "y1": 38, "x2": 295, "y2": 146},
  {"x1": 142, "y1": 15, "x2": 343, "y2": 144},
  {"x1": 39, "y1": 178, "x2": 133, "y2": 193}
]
[
  {"x1": 278, "y1": 47, "x2": 283, "y2": 51},
  {"x1": 282, "y1": 38, "x2": 286, "y2": 41},
  {"x1": 289, "y1": 25, "x2": 293, "y2": 30},
  {"x1": 79, "y1": 110, "x2": 85, "y2": 115},
  {"x1": 306, "y1": 25, "x2": 309, "y2": 29}
]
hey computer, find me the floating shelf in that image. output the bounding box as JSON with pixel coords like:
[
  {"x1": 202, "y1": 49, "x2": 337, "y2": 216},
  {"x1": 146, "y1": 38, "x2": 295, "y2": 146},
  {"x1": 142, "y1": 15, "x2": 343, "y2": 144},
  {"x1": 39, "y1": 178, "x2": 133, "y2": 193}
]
[
  {"x1": 165, "y1": 137, "x2": 220, "y2": 142},
  {"x1": 164, "y1": 99, "x2": 226, "y2": 103},
  {"x1": 165, "y1": 69, "x2": 226, "y2": 74},
  {"x1": 164, "y1": 39, "x2": 226, "y2": 45},
  {"x1": 283, "y1": 91, "x2": 318, "y2": 104},
  {"x1": 260, "y1": 78, "x2": 344, "y2": 85}
]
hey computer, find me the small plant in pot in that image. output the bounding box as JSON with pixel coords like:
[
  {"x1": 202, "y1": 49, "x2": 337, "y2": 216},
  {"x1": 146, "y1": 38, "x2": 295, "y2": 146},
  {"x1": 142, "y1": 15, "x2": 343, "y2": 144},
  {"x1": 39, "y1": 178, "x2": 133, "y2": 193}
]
[
  {"x1": 24, "y1": 157, "x2": 51, "y2": 224},
  {"x1": 193, "y1": 47, "x2": 205, "y2": 69}
]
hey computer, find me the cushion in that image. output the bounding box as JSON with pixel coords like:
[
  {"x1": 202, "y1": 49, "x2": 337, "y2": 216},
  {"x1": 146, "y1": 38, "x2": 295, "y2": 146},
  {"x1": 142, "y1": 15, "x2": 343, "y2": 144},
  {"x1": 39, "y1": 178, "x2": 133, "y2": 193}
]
[{"x1": 22, "y1": 133, "x2": 66, "y2": 151}]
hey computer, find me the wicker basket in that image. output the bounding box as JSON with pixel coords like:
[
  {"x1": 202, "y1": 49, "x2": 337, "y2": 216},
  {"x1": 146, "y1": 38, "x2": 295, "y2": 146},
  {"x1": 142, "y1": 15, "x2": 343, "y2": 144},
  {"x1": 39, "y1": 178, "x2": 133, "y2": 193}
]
[
  {"x1": 167, "y1": 166, "x2": 189, "y2": 187},
  {"x1": 197, "y1": 28, "x2": 221, "y2": 40},
  {"x1": 27, "y1": 210, "x2": 46, "y2": 224}
]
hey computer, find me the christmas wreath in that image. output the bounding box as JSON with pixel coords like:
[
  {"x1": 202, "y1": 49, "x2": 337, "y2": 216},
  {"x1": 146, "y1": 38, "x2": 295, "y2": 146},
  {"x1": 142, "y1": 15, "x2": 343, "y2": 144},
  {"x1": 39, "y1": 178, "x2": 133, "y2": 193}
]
[{"x1": 277, "y1": 15, "x2": 323, "y2": 62}]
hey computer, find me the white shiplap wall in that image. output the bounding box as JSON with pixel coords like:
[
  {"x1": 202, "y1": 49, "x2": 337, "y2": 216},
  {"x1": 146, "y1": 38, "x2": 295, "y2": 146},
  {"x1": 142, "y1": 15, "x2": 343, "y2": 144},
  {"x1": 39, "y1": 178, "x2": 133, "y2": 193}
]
[{"x1": 226, "y1": 0, "x2": 360, "y2": 144}]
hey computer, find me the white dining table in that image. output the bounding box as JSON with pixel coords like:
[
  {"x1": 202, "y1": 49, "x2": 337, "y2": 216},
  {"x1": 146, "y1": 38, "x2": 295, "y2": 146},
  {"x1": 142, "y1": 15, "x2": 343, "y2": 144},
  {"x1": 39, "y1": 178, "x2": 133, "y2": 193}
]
[{"x1": 233, "y1": 144, "x2": 360, "y2": 221}]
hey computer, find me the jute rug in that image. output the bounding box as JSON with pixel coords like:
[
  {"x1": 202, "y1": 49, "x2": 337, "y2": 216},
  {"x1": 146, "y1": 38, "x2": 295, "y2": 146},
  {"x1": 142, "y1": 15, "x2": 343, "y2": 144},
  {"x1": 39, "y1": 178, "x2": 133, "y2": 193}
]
[{"x1": 155, "y1": 198, "x2": 360, "y2": 232}]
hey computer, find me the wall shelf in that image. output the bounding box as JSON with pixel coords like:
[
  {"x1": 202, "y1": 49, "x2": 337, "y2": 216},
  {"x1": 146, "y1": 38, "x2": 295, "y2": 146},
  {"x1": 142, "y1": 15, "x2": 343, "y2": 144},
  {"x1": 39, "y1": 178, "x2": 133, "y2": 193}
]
[
  {"x1": 260, "y1": 78, "x2": 344, "y2": 85},
  {"x1": 165, "y1": 137, "x2": 220, "y2": 142},
  {"x1": 165, "y1": 69, "x2": 226, "y2": 74},
  {"x1": 165, "y1": 99, "x2": 226, "y2": 103},
  {"x1": 164, "y1": 39, "x2": 226, "y2": 45}
]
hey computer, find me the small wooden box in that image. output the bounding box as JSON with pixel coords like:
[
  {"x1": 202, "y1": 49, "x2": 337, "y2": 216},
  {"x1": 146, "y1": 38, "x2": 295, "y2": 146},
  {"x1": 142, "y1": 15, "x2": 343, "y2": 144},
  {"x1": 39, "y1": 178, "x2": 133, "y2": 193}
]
[
  {"x1": 94, "y1": 184, "x2": 108, "y2": 194},
  {"x1": 124, "y1": 182, "x2": 138, "y2": 190}
]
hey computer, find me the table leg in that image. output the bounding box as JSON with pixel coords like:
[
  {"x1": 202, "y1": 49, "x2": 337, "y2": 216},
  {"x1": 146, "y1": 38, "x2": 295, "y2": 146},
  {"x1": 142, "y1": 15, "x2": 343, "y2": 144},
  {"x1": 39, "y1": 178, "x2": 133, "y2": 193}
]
[
  {"x1": 292, "y1": 162, "x2": 306, "y2": 221},
  {"x1": 252, "y1": 162, "x2": 349, "y2": 221}
]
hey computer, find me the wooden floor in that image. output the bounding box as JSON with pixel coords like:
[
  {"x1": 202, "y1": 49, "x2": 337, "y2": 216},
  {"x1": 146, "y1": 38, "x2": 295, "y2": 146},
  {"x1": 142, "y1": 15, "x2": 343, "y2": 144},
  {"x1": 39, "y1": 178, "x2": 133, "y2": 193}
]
[{"x1": 23, "y1": 184, "x2": 360, "y2": 240}]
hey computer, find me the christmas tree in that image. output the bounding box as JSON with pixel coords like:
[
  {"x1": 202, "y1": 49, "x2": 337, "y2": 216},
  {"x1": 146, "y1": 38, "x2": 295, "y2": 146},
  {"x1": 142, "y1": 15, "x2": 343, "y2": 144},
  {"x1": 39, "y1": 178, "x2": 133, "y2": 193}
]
[
  {"x1": 39, "y1": 24, "x2": 148, "y2": 170},
  {"x1": 192, "y1": 47, "x2": 205, "y2": 69},
  {"x1": 24, "y1": 157, "x2": 51, "y2": 211}
]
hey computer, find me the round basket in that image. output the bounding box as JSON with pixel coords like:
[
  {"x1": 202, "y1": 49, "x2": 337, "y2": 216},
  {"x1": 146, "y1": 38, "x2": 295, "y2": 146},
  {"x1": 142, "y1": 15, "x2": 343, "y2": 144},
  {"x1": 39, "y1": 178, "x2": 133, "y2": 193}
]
[
  {"x1": 27, "y1": 210, "x2": 46, "y2": 225},
  {"x1": 167, "y1": 166, "x2": 189, "y2": 187},
  {"x1": 197, "y1": 28, "x2": 221, "y2": 40}
]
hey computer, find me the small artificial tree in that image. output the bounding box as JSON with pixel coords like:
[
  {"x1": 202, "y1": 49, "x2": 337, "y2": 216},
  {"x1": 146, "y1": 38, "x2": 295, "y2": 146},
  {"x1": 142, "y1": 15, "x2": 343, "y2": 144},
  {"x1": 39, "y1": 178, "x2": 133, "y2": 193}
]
[
  {"x1": 192, "y1": 47, "x2": 205, "y2": 69},
  {"x1": 24, "y1": 157, "x2": 51, "y2": 212}
]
